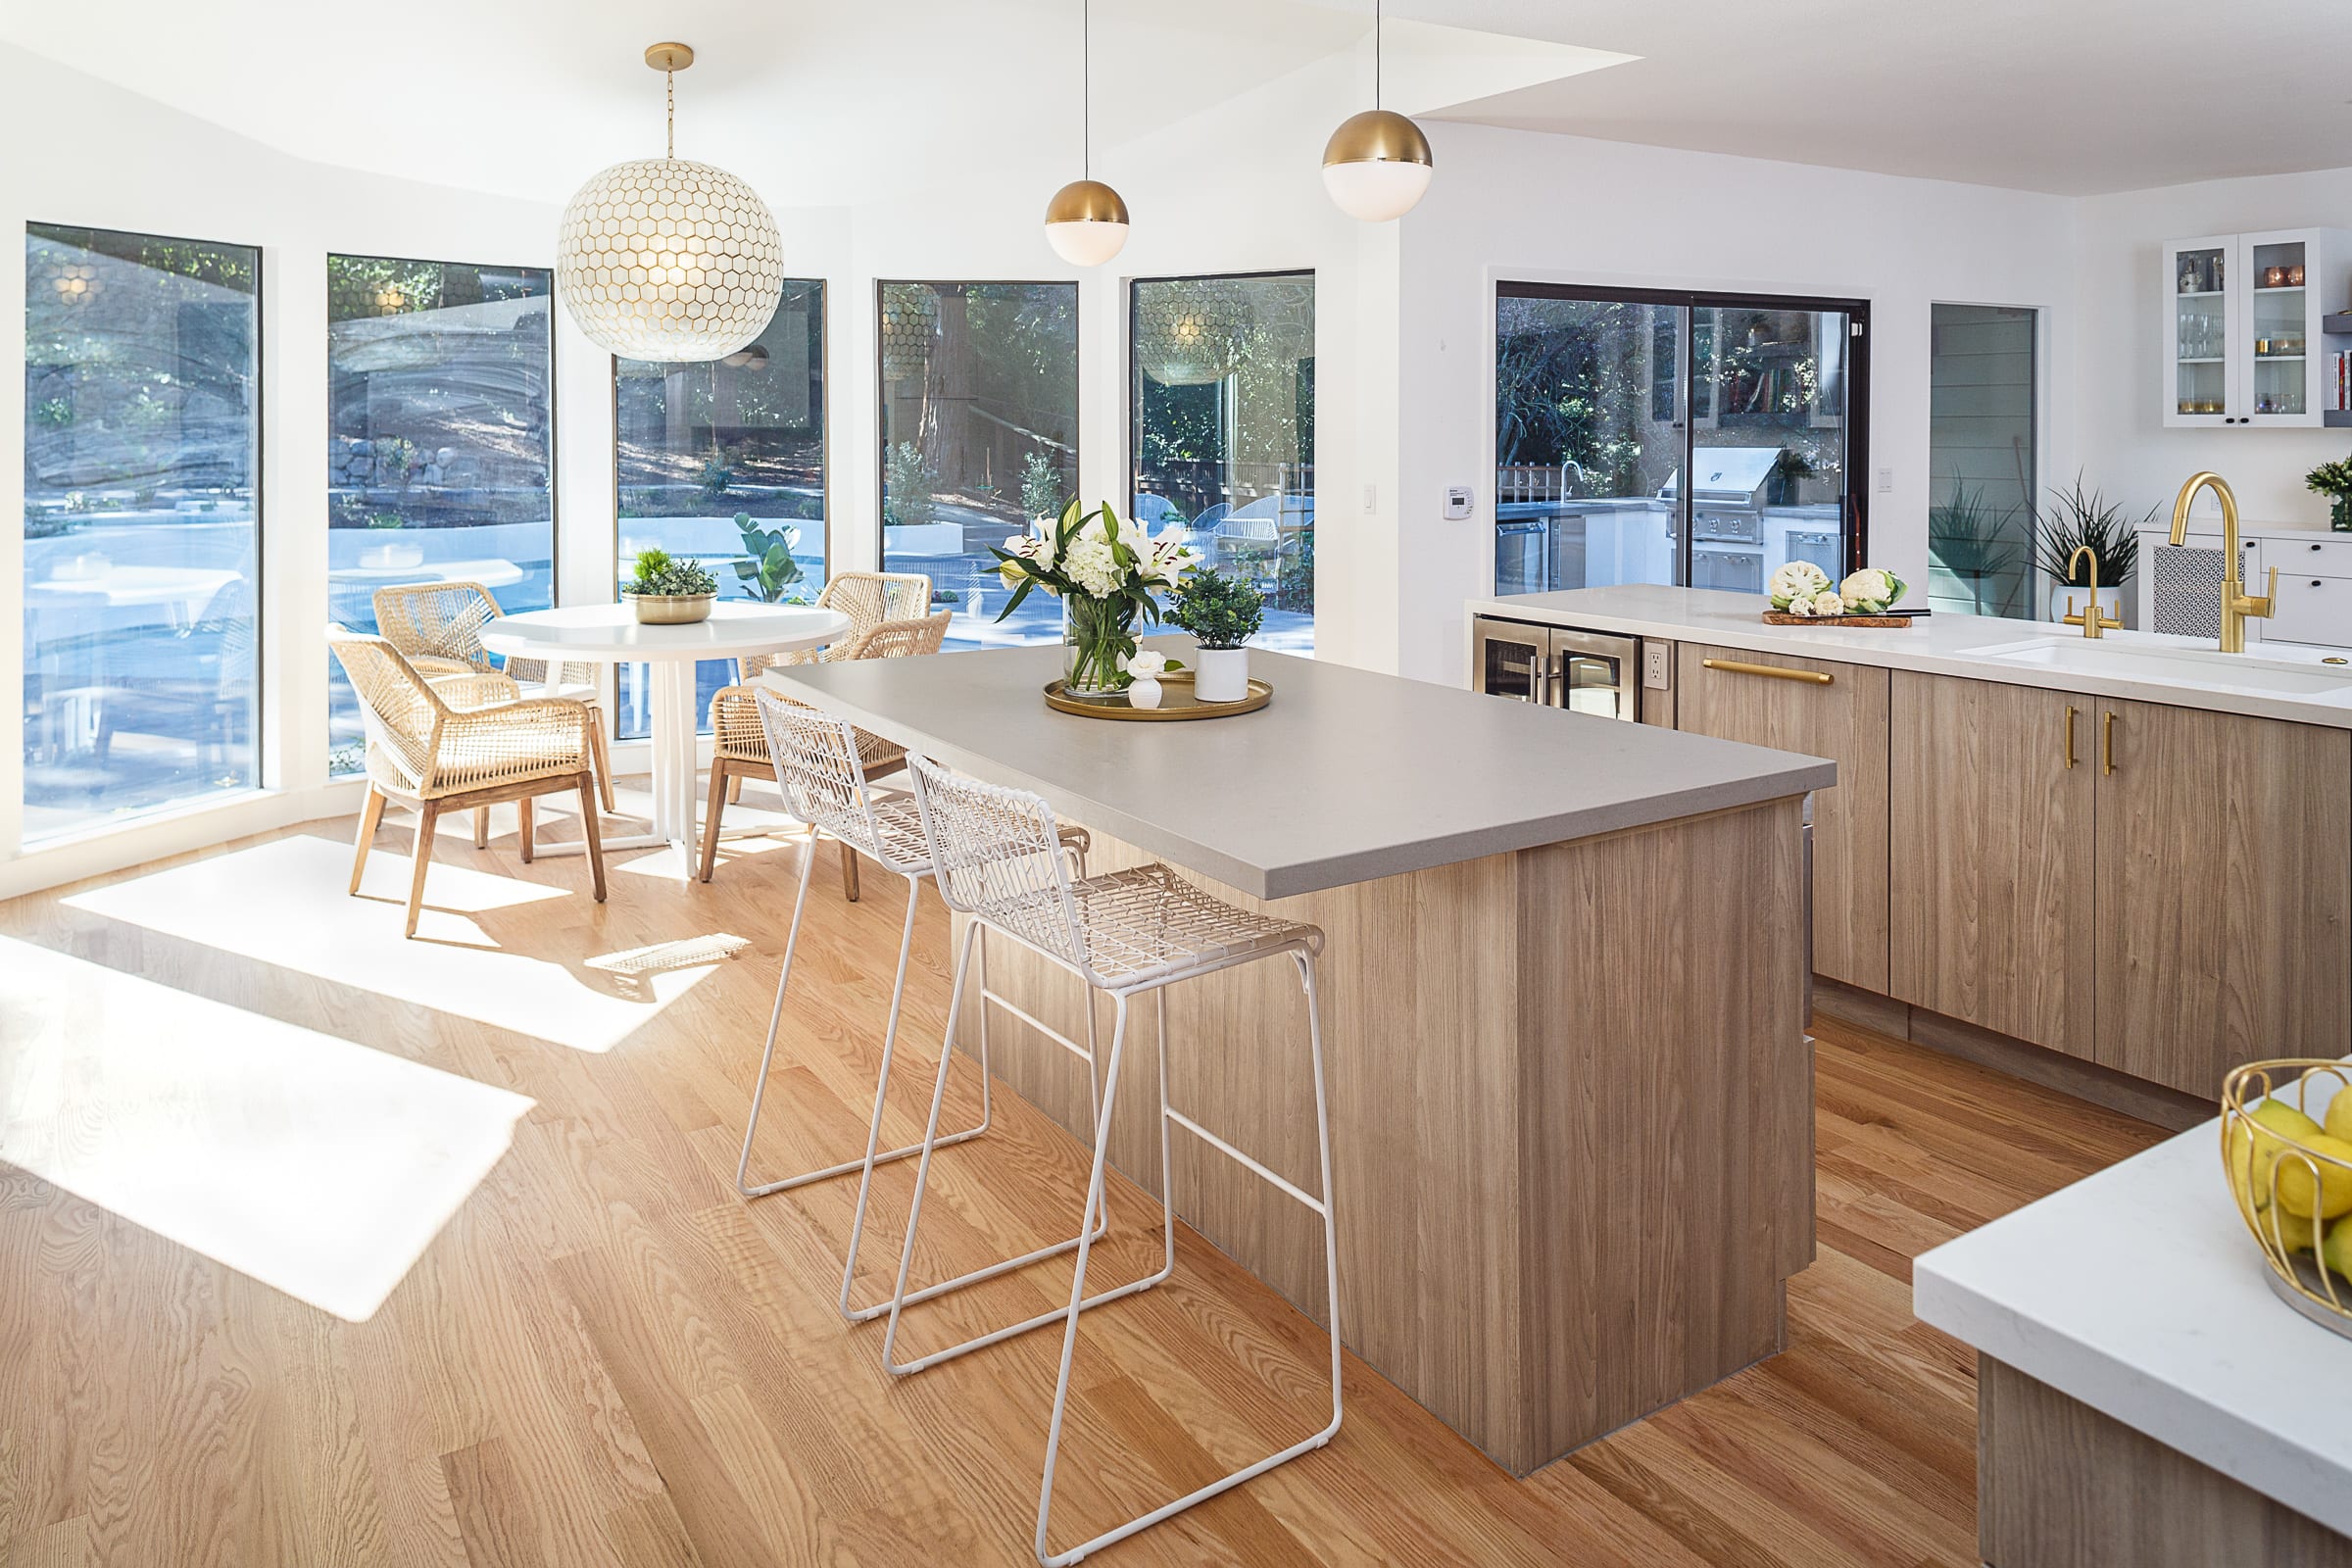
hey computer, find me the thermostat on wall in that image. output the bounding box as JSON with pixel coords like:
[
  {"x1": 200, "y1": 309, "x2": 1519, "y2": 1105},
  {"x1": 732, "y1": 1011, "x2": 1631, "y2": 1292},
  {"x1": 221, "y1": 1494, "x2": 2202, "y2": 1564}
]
[{"x1": 1444, "y1": 485, "x2": 1475, "y2": 520}]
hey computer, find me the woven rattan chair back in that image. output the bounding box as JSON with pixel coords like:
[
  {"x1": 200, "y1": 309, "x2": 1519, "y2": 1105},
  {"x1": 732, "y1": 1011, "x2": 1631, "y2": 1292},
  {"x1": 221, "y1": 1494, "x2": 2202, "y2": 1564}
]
[
  {"x1": 753, "y1": 691, "x2": 901, "y2": 864},
  {"x1": 751, "y1": 571, "x2": 935, "y2": 676},
  {"x1": 326, "y1": 629, "x2": 442, "y2": 789},
  {"x1": 906, "y1": 753, "x2": 1087, "y2": 973},
  {"x1": 371, "y1": 581, "x2": 500, "y2": 672}
]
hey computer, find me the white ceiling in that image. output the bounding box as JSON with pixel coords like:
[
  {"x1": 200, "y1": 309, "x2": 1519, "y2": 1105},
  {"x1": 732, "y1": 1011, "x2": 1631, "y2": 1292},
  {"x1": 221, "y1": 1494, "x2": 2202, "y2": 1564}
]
[{"x1": 10, "y1": 0, "x2": 2352, "y2": 204}]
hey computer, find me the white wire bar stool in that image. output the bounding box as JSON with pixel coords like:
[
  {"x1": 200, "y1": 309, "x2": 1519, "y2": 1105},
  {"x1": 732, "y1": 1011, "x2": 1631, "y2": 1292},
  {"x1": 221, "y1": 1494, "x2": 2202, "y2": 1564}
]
[
  {"x1": 887, "y1": 752, "x2": 1342, "y2": 1568},
  {"x1": 741, "y1": 692, "x2": 1097, "y2": 1323}
]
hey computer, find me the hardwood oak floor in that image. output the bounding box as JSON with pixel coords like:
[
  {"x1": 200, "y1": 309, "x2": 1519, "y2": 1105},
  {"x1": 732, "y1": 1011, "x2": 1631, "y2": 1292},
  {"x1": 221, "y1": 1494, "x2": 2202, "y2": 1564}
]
[{"x1": 0, "y1": 803, "x2": 2166, "y2": 1567}]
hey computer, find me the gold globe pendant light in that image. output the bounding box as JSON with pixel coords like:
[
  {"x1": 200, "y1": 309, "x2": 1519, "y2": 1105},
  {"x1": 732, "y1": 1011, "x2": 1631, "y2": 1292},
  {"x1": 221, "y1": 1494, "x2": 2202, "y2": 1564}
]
[
  {"x1": 1044, "y1": 0, "x2": 1130, "y2": 267},
  {"x1": 557, "y1": 43, "x2": 785, "y2": 362},
  {"x1": 1322, "y1": 0, "x2": 1434, "y2": 222}
]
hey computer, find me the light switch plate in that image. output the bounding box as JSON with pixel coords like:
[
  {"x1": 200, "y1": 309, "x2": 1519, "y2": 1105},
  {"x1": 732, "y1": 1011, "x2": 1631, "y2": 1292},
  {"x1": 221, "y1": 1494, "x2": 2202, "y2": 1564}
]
[
  {"x1": 1444, "y1": 485, "x2": 1474, "y2": 520},
  {"x1": 1877, "y1": 467, "x2": 1893, "y2": 494},
  {"x1": 1361, "y1": 482, "x2": 1378, "y2": 514}
]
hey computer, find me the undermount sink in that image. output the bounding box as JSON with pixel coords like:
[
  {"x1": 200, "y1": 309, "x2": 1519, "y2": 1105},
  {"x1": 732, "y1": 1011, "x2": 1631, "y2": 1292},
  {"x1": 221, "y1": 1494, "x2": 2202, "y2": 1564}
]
[{"x1": 1969, "y1": 637, "x2": 2352, "y2": 699}]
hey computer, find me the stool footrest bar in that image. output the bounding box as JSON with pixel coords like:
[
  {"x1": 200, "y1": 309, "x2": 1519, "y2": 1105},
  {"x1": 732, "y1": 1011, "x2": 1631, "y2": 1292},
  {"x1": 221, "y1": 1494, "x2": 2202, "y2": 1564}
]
[{"x1": 1165, "y1": 1107, "x2": 1328, "y2": 1216}]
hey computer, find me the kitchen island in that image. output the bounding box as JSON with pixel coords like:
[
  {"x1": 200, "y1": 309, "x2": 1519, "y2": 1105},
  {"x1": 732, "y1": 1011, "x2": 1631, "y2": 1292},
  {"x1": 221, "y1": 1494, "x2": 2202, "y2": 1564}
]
[
  {"x1": 764, "y1": 640, "x2": 1833, "y2": 1474},
  {"x1": 1917, "y1": 1121, "x2": 2352, "y2": 1566}
]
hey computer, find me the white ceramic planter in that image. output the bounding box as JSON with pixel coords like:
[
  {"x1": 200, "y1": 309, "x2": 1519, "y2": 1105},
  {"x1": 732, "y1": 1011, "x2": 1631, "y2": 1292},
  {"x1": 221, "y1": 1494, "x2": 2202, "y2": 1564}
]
[
  {"x1": 1195, "y1": 646, "x2": 1250, "y2": 703},
  {"x1": 2046, "y1": 581, "x2": 2126, "y2": 628}
]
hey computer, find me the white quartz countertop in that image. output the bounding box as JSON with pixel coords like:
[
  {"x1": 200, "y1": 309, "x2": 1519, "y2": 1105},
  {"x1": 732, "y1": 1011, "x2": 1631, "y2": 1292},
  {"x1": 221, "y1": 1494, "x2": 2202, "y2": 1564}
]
[
  {"x1": 760, "y1": 638, "x2": 1833, "y2": 900},
  {"x1": 1915, "y1": 1122, "x2": 2352, "y2": 1537},
  {"x1": 1470, "y1": 586, "x2": 2352, "y2": 729}
]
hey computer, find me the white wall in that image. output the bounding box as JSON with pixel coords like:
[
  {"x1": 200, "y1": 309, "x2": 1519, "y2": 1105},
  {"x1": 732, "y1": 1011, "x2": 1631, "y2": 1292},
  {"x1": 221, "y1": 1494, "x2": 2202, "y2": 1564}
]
[
  {"x1": 1393, "y1": 121, "x2": 2080, "y2": 685},
  {"x1": 2074, "y1": 167, "x2": 2352, "y2": 530},
  {"x1": 0, "y1": 44, "x2": 603, "y2": 895}
]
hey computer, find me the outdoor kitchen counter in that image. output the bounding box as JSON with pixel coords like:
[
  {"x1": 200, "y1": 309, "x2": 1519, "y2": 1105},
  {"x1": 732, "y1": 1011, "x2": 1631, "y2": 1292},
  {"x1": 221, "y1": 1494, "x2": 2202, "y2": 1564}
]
[
  {"x1": 760, "y1": 637, "x2": 1832, "y2": 899},
  {"x1": 765, "y1": 641, "x2": 1827, "y2": 1476}
]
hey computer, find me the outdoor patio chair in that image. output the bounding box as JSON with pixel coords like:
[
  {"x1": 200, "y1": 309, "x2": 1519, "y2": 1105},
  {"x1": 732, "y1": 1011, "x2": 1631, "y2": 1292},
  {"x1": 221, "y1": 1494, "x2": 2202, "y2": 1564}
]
[
  {"x1": 326, "y1": 629, "x2": 606, "y2": 939},
  {"x1": 1213, "y1": 514, "x2": 1296, "y2": 593},
  {"x1": 703, "y1": 604, "x2": 953, "y2": 891},
  {"x1": 370, "y1": 580, "x2": 617, "y2": 838}
]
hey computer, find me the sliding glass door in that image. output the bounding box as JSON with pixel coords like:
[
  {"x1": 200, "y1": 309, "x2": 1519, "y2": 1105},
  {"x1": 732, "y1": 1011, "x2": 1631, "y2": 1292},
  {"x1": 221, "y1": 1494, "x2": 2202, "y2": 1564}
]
[{"x1": 1494, "y1": 284, "x2": 1867, "y2": 597}]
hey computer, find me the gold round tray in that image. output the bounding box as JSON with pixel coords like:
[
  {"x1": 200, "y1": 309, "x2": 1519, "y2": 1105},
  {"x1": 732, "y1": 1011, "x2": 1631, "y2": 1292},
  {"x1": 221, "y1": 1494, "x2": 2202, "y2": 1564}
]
[{"x1": 1043, "y1": 671, "x2": 1271, "y2": 721}]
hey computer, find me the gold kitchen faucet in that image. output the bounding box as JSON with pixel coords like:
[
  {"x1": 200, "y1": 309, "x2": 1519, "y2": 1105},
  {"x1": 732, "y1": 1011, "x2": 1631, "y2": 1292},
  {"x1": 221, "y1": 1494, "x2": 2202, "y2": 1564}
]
[
  {"x1": 2061, "y1": 546, "x2": 2123, "y2": 639},
  {"x1": 2167, "y1": 470, "x2": 2275, "y2": 654}
]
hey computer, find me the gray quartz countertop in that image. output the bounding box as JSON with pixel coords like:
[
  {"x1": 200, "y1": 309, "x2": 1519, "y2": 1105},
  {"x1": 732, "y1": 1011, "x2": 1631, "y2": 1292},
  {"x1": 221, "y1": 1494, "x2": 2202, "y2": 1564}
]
[{"x1": 761, "y1": 638, "x2": 1832, "y2": 900}]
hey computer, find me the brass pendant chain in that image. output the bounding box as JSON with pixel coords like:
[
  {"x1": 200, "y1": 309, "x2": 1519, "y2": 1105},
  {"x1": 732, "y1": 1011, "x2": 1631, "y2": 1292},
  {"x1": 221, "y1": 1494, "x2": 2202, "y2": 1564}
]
[{"x1": 665, "y1": 68, "x2": 675, "y2": 159}]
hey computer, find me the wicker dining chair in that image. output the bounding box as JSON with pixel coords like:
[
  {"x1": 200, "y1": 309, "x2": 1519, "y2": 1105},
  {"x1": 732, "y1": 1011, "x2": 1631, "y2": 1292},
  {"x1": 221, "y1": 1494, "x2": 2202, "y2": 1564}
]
[
  {"x1": 370, "y1": 581, "x2": 618, "y2": 827},
  {"x1": 327, "y1": 629, "x2": 607, "y2": 939},
  {"x1": 701, "y1": 607, "x2": 954, "y2": 890},
  {"x1": 740, "y1": 570, "x2": 934, "y2": 681}
]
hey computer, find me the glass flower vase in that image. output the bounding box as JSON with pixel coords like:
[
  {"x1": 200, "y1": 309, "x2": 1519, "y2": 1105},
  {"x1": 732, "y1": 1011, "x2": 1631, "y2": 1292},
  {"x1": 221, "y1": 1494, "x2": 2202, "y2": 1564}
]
[
  {"x1": 1061, "y1": 593, "x2": 1138, "y2": 700},
  {"x1": 2333, "y1": 496, "x2": 2352, "y2": 534}
]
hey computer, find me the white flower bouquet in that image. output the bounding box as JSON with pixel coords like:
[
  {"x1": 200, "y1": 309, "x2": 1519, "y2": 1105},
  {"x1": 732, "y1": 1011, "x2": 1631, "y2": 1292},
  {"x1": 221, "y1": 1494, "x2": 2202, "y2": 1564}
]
[{"x1": 993, "y1": 499, "x2": 1200, "y2": 694}]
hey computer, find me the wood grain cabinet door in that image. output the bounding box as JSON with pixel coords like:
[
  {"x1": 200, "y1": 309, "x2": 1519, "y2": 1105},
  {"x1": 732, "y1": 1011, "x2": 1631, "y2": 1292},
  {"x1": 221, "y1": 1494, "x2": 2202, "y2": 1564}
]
[
  {"x1": 1677, "y1": 645, "x2": 1889, "y2": 992},
  {"x1": 2090, "y1": 699, "x2": 2352, "y2": 1096},
  {"x1": 1887, "y1": 672, "x2": 2097, "y2": 1056}
]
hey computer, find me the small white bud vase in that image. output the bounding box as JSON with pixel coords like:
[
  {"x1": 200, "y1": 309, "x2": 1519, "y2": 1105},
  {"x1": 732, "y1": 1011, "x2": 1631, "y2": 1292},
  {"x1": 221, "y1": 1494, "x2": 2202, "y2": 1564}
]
[
  {"x1": 1194, "y1": 647, "x2": 1249, "y2": 704},
  {"x1": 1127, "y1": 677, "x2": 1163, "y2": 710}
]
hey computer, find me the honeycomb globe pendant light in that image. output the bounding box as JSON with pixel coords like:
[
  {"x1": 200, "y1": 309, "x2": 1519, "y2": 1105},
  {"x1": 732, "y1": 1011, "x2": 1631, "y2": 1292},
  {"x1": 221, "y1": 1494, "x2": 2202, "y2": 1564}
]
[
  {"x1": 557, "y1": 43, "x2": 785, "y2": 362},
  {"x1": 1321, "y1": 0, "x2": 1434, "y2": 222},
  {"x1": 1043, "y1": 0, "x2": 1130, "y2": 267}
]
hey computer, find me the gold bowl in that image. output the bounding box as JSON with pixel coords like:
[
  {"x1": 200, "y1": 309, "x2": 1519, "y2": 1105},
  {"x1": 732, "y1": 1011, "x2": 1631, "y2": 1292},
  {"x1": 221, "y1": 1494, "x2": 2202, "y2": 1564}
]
[
  {"x1": 2221, "y1": 1058, "x2": 2352, "y2": 1339},
  {"x1": 626, "y1": 592, "x2": 715, "y2": 625}
]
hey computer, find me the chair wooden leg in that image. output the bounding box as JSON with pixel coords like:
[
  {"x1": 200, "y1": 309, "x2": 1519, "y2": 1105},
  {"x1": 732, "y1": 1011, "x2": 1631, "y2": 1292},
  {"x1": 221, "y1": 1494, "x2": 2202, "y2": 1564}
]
[
  {"x1": 517, "y1": 796, "x2": 534, "y2": 862},
  {"x1": 840, "y1": 841, "x2": 861, "y2": 903},
  {"x1": 699, "y1": 761, "x2": 730, "y2": 883},
  {"x1": 473, "y1": 806, "x2": 489, "y2": 850},
  {"x1": 405, "y1": 804, "x2": 440, "y2": 939},
  {"x1": 349, "y1": 785, "x2": 388, "y2": 896},
  {"x1": 727, "y1": 773, "x2": 744, "y2": 806},
  {"x1": 588, "y1": 714, "x2": 618, "y2": 814},
  {"x1": 577, "y1": 776, "x2": 608, "y2": 903}
]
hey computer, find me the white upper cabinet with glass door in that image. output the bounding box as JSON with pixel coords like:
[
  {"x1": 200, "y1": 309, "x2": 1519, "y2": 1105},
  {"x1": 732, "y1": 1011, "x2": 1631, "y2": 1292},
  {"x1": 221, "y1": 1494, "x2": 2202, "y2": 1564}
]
[{"x1": 2163, "y1": 228, "x2": 2351, "y2": 427}]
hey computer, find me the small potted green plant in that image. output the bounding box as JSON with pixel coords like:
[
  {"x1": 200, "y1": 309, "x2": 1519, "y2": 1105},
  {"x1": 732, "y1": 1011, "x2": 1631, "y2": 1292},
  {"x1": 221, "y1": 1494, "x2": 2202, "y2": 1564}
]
[
  {"x1": 1167, "y1": 567, "x2": 1264, "y2": 703},
  {"x1": 623, "y1": 546, "x2": 719, "y2": 624},
  {"x1": 2034, "y1": 475, "x2": 2154, "y2": 626},
  {"x1": 2307, "y1": 457, "x2": 2352, "y2": 534}
]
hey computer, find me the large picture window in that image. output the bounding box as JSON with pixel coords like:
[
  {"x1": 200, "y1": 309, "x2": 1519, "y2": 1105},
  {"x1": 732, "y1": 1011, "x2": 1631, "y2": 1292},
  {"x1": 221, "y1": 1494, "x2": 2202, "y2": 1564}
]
[
  {"x1": 23, "y1": 223, "x2": 261, "y2": 840},
  {"x1": 1494, "y1": 283, "x2": 1868, "y2": 599},
  {"x1": 877, "y1": 281, "x2": 1077, "y2": 650},
  {"x1": 1130, "y1": 271, "x2": 1316, "y2": 652},
  {"x1": 614, "y1": 280, "x2": 824, "y2": 738},
  {"x1": 326, "y1": 255, "x2": 555, "y2": 775}
]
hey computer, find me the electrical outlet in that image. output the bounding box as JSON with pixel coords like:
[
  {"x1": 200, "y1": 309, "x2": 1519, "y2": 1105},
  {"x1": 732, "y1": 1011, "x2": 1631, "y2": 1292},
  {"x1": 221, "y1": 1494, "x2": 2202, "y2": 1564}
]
[
  {"x1": 1877, "y1": 467, "x2": 1893, "y2": 494},
  {"x1": 1642, "y1": 643, "x2": 1672, "y2": 691}
]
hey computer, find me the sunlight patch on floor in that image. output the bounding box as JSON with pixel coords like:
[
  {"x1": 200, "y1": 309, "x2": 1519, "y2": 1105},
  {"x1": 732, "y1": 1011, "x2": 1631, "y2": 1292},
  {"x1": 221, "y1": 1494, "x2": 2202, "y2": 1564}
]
[
  {"x1": 0, "y1": 938, "x2": 532, "y2": 1321},
  {"x1": 63, "y1": 835, "x2": 719, "y2": 1052}
]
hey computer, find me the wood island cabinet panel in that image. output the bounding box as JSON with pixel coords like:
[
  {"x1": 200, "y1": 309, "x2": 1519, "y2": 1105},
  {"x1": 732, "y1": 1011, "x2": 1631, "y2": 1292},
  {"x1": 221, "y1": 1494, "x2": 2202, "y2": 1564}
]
[
  {"x1": 2090, "y1": 699, "x2": 2352, "y2": 1097},
  {"x1": 1677, "y1": 645, "x2": 1889, "y2": 992},
  {"x1": 1888, "y1": 672, "x2": 2097, "y2": 1057}
]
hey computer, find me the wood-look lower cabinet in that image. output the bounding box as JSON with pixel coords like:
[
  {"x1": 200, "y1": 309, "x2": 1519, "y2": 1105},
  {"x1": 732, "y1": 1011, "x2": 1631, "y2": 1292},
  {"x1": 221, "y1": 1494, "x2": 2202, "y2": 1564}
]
[
  {"x1": 1888, "y1": 672, "x2": 2098, "y2": 1057},
  {"x1": 2089, "y1": 698, "x2": 2352, "y2": 1096},
  {"x1": 1677, "y1": 645, "x2": 1889, "y2": 993}
]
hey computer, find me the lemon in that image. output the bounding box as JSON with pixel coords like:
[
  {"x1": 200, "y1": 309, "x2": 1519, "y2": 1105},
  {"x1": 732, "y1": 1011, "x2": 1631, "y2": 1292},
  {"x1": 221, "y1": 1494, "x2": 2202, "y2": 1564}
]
[
  {"x1": 2325, "y1": 1216, "x2": 2352, "y2": 1281},
  {"x1": 2226, "y1": 1099, "x2": 2327, "y2": 1218},
  {"x1": 2326, "y1": 1082, "x2": 2352, "y2": 1146},
  {"x1": 2273, "y1": 1132, "x2": 2352, "y2": 1219},
  {"x1": 2256, "y1": 1207, "x2": 2322, "y2": 1254}
]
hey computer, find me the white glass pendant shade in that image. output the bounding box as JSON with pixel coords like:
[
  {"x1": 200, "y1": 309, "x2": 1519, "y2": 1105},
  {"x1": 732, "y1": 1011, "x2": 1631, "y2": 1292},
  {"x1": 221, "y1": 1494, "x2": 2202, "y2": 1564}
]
[
  {"x1": 557, "y1": 157, "x2": 785, "y2": 361},
  {"x1": 1321, "y1": 108, "x2": 1434, "y2": 222},
  {"x1": 1044, "y1": 178, "x2": 1130, "y2": 267}
]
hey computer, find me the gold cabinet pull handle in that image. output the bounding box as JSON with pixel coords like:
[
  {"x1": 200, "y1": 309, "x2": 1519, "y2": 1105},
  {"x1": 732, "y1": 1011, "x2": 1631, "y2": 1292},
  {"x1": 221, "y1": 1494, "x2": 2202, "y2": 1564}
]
[
  {"x1": 2102, "y1": 710, "x2": 2118, "y2": 775},
  {"x1": 1700, "y1": 658, "x2": 1833, "y2": 685},
  {"x1": 2064, "y1": 705, "x2": 2078, "y2": 769}
]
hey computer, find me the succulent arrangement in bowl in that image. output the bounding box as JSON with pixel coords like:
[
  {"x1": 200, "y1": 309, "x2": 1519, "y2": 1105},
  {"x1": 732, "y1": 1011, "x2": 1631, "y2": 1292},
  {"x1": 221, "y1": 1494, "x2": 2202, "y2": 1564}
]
[{"x1": 624, "y1": 547, "x2": 720, "y2": 624}]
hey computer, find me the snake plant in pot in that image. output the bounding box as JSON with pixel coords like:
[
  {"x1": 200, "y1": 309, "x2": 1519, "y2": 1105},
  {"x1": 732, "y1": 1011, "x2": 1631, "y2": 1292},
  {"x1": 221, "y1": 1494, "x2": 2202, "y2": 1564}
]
[{"x1": 1167, "y1": 567, "x2": 1265, "y2": 703}]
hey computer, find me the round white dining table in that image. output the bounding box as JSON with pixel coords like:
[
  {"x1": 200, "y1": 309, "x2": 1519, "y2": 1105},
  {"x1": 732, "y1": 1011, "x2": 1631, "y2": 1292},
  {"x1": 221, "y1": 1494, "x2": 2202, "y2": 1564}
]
[{"x1": 479, "y1": 601, "x2": 850, "y2": 881}]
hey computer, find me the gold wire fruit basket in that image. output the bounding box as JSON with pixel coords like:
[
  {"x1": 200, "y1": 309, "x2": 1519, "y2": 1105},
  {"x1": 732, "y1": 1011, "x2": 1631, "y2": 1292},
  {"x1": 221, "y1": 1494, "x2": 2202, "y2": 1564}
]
[{"x1": 2221, "y1": 1059, "x2": 2352, "y2": 1341}]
